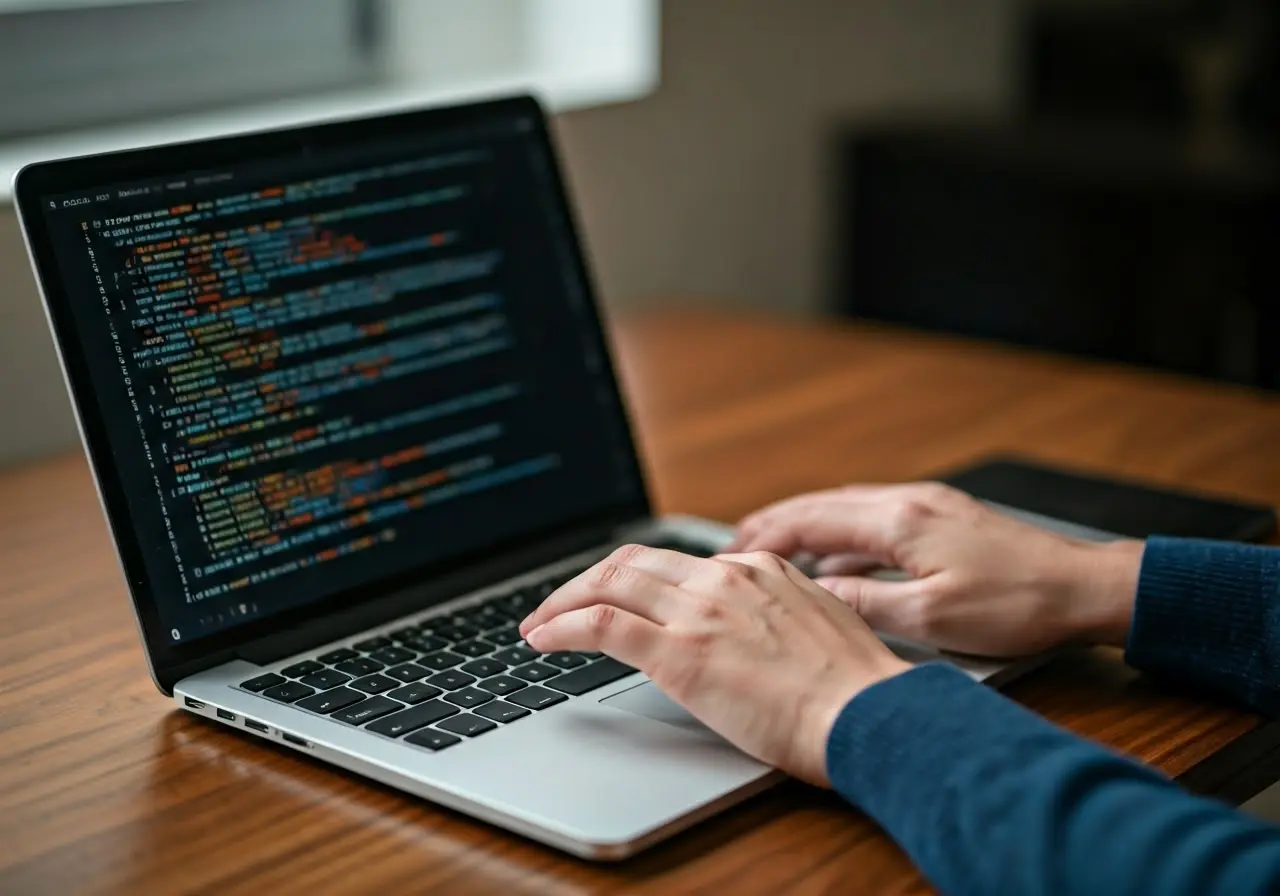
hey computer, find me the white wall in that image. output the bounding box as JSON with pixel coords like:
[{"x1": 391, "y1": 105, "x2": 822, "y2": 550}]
[{"x1": 0, "y1": 0, "x2": 1016, "y2": 465}]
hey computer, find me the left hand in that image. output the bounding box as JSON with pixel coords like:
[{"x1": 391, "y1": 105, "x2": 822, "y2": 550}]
[{"x1": 519, "y1": 545, "x2": 910, "y2": 786}]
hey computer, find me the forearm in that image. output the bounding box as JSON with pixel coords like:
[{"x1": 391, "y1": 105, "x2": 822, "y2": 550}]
[
  {"x1": 1126, "y1": 537, "x2": 1280, "y2": 715},
  {"x1": 829, "y1": 665, "x2": 1280, "y2": 896}
]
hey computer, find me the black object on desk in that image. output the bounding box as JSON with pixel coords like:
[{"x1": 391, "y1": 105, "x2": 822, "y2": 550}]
[{"x1": 940, "y1": 455, "x2": 1278, "y2": 542}]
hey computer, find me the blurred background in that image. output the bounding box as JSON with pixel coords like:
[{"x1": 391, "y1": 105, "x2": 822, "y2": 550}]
[{"x1": 0, "y1": 0, "x2": 1276, "y2": 468}]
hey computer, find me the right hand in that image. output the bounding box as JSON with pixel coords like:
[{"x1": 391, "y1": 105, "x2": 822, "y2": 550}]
[
  {"x1": 519, "y1": 545, "x2": 910, "y2": 786},
  {"x1": 728, "y1": 482, "x2": 1145, "y2": 658}
]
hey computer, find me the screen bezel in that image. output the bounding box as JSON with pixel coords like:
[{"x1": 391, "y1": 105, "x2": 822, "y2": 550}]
[{"x1": 13, "y1": 94, "x2": 653, "y2": 689}]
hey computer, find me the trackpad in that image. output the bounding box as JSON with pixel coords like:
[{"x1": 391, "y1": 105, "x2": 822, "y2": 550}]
[{"x1": 601, "y1": 682, "x2": 713, "y2": 736}]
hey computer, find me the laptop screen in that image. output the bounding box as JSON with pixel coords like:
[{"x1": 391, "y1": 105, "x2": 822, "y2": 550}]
[{"x1": 35, "y1": 108, "x2": 643, "y2": 645}]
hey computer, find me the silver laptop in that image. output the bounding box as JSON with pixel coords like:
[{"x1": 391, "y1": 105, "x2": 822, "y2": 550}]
[{"x1": 13, "y1": 95, "x2": 1073, "y2": 859}]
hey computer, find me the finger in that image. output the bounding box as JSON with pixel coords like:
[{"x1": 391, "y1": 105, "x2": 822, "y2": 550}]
[
  {"x1": 814, "y1": 574, "x2": 926, "y2": 640},
  {"x1": 524, "y1": 605, "x2": 664, "y2": 669},
  {"x1": 726, "y1": 486, "x2": 892, "y2": 550},
  {"x1": 814, "y1": 553, "x2": 886, "y2": 576},
  {"x1": 732, "y1": 487, "x2": 922, "y2": 554},
  {"x1": 733, "y1": 497, "x2": 906, "y2": 559},
  {"x1": 519, "y1": 555, "x2": 684, "y2": 636},
  {"x1": 622, "y1": 545, "x2": 710, "y2": 584}
]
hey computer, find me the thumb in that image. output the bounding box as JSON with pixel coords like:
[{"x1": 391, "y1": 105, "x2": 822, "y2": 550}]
[{"x1": 814, "y1": 575, "x2": 923, "y2": 641}]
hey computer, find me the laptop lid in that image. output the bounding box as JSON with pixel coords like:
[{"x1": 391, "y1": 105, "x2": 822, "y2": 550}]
[{"x1": 14, "y1": 95, "x2": 652, "y2": 692}]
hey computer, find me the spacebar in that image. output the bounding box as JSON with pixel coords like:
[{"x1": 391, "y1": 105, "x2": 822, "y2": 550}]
[{"x1": 546, "y1": 658, "x2": 639, "y2": 696}]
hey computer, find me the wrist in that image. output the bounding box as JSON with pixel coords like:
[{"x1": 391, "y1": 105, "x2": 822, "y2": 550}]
[
  {"x1": 1063, "y1": 539, "x2": 1144, "y2": 647},
  {"x1": 812, "y1": 655, "x2": 912, "y2": 788}
]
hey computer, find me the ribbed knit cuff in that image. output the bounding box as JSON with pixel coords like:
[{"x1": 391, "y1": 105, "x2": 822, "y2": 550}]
[{"x1": 1126, "y1": 536, "x2": 1277, "y2": 688}]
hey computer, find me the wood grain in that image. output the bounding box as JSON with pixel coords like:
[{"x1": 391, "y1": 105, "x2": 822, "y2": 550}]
[{"x1": 2, "y1": 309, "x2": 1278, "y2": 895}]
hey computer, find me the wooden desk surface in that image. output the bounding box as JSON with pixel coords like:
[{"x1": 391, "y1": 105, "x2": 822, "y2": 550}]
[{"x1": 3, "y1": 309, "x2": 1279, "y2": 894}]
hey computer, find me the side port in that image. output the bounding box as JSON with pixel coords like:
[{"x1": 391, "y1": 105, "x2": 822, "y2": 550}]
[
  {"x1": 183, "y1": 697, "x2": 205, "y2": 710},
  {"x1": 244, "y1": 718, "x2": 269, "y2": 733},
  {"x1": 281, "y1": 733, "x2": 311, "y2": 748},
  {"x1": 216, "y1": 708, "x2": 236, "y2": 721}
]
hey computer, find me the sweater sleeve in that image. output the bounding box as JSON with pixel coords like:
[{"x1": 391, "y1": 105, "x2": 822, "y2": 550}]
[
  {"x1": 1126, "y1": 537, "x2": 1280, "y2": 714},
  {"x1": 828, "y1": 664, "x2": 1280, "y2": 896}
]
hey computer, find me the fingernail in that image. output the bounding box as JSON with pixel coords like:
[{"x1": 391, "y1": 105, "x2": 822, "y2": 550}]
[{"x1": 525, "y1": 624, "x2": 545, "y2": 647}]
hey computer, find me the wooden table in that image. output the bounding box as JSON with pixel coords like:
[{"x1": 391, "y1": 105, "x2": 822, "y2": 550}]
[{"x1": 3, "y1": 309, "x2": 1279, "y2": 894}]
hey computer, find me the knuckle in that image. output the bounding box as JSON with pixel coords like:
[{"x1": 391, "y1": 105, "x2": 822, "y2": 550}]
[
  {"x1": 890, "y1": 497, "x2": 935, "y2": 536},
  {"x1": 711, "y1": 560, "x2": 749, "y2": 588},
  {"x1": 589, "y1": 560, "x2": 629, "y2": 590},
  {"x1": 746, "y1": 550, "x2": 787, "y2": 571},
  {"x1": 587, "y1": 603, "x2": 617, "y2": 636},
  {"x1": 916, "y1": 481, "x2": 956, "y2": 502},
  {"x1": 609, "y1": 542, "x2": 647, "y2": 566}
]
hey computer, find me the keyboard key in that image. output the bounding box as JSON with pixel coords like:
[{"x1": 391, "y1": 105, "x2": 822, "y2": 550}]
[
  {"x1": 453, "y1": 640, "x2": 493, "y2": 659},
  {"x1": 467, "y1": 602, "x2": 512, "y2": 628},
  {"x1": 296, "y1": 686, "x2": 365, "y2": 714},
  {"x1": 388, "y1": 682, "x2": 443, "y2": 705},
  {"x1": 299, "y1": 668, "x2": 352, "y2": 690},
  {"x1": 577, "y1": 652, "x2": 604, "y2": 660},
  {"x1": 436, "y1": 714, "x2": 497, "y2": 738},
  {"x1": 388, "y1": 626, "x2": 421, "y2": 643},
  {"x1": 547, "y1": 657, "x2": 638, "y2": 696},
  {"x1": 427, "y1": 670, "x2": 477, "y2": 691},
  {"x1": 353, "y1": 636, "x2": 393, "y2": 652},
  {"x1": 332, "y1": 696, "x2": 401, "y2": 725},
  {"x1": 543, "y1": 652, "x2": 586, "y2": 670},
  {"x1": 417, "y1": 651, "x2": 464, "y2": 672},
  {"x1": 404, "y1": 635, "x2": 449, "y2": 654},
  {"x1": 460, "y1": 658, "x2": 506, "y2": 678},
  {"x1": 385, "y1": 663, "x2": 431, "y2": 683},
  {"x1": 367, "y1": 700, "x2": 459, "y2": 738},
  {"x1": 502, "y1": 591, "x2": 540, "y2": 617},
  {"x1": 511, "y1": 662, "x2": 560, "y2": 683},
  {"x1": 241, "y1": 673, "x2": 286, "y2": 692},
  {"x1": 335, "y1": 657, "x2": 384, "y2": 677},
  {"x1": 478, "y1": 675, "x2": 527, "y2": 696},
  {"x1": 507, "y1": 686, "x2": 568, "y2": 711},
  {"x1": 435, "y1": 623, "x2": 481, "y2": 642},
  {"x1": 453, "y1": 602, "x2": 493, "y2": 621},
  {"x1": 484, "y1": 626, "x2": 523, "y2": 646},
  {"x1": 281, "y1": 660, "x2": 324, "y2": 678},
  {"x1": 370, "y1": 646, "x2": 416, "y2": 666},
  {"x1": 491, "y1": 646, "x2": 538, "y2": 666},
  {"x1": 405, "y1": 728, "x2": 461, "y2": 751},
  {"x1": 351, "y1": 674, "x2": 399, "y2": 694},
  {"x1": 262, "y1": 681, "x2": 316, "y2": 703},
  {"x1": 474, "y1": 701, "x2": 531, "y2": 724},
  {"x1": 317, "y1": 648, "x2": 359, "y2": 665},
  {"x1": 445, "y1": 687, "x2": 494, "y2": 709}
]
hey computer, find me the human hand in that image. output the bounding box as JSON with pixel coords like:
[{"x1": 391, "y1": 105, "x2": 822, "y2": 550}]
[
  {"x1": 729, "y1": 482, "x2": 1144, "y2": 658},
  {"x1": 519, "y1": 545, "x2": 910, "y2": 786}
]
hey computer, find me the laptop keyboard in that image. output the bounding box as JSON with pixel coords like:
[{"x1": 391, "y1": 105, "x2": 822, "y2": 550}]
[{"x1": 236, "y1": 535, "x2": 714, "y2": 752}]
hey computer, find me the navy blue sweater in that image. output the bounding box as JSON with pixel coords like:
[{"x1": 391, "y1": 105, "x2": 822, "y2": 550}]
[{"x1": 827, "y1": 537, "x2": 1280, "y2": 895}]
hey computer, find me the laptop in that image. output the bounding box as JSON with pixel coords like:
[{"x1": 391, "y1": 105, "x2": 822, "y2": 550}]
[{"x1": 13, "y1": 95, "x2": 1065, "y2": 859}]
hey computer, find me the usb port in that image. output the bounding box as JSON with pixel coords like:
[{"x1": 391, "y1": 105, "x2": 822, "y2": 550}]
[
  {"x1": 244, "y1": 719, "x2": 269, "y2": 733},
  {"x1": 216, "y1": 708, "x2": 236, "y2": 722},
  {"x1": 281, "y1": 733, "x2": 310, "y2": 748},
  {"x1": 183, "y1": 697, "x2": 205, "y2": 710}
]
